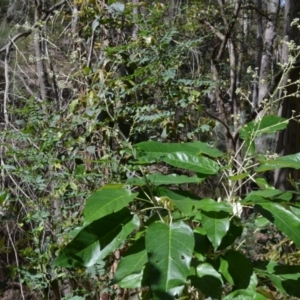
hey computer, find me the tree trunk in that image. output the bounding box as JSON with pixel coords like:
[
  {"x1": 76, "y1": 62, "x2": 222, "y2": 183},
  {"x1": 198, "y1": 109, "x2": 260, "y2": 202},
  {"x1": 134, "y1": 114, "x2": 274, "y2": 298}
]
[{"x1": 274, "y1": 0, "x2": 300, "y2": 190}]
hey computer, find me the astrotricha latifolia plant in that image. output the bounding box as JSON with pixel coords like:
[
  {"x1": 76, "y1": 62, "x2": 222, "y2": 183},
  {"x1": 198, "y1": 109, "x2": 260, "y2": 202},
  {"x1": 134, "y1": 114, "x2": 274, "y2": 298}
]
[{"x1": 53, "y1": 106, "x2": 300, "y2": 300}]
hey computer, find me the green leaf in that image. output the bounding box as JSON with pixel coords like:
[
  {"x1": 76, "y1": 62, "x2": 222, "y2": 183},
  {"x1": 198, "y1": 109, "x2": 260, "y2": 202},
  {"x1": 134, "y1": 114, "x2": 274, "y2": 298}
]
[
  {"x1": 255, "y1": 203, "x2": 300, "y2": 248},
  {"x1": 54, "y1": 208, "x2": 139, "y2": 267},
  {"x1": 219, "y1": 250, "x2": 253, "y2": 289},
  {"x1": 145, "y1": 221, "x2": 194, "y2": 298},
  {"x1": 155, "y1": 188, "x2": 194, "y2": 216},
  {"x1": 201, "y1": 211, "x2": 230, "y2": 249},
  {"x1": 254, "y1": 260, "x2": 300, "y2": 298},
  {"x1": 223, "y1": 289, "x2": 267, "y2": 300},
  {"x1": 164, "y1": 153, "x2": 219, "y2": 175},
  {"x1": 193, "y1": 227, "x2": 209, "y2": 261},
  {"x1": 127, "y1": 174, "x2": 205, "y2": 186},
  {"x1": 189, "y1": 263, "x2": 223, "y2": 299},
  {"x1": 256, "y1": 152, "x2": 300, "y2": 172},
  {"x1": 113, "y1": 238, "x2": 147, "y2": 288},
  {"x1": 254, "y1": 217, "x2": 270, "y2": 227},
  {"x1": 229, "y1": 172, "x2": 249, "y2": 181},
  {"x1": 255, "y1": 177, "x2": 274, "y2": 190},
  {"x1": 135, "y1": 141, "x2": 222, "y2": 158},
  {"x1": 84, "y1": 186, "x2": 138, "y2": 223},
  {"x1": 0, "y1": 191, "x2": 7, "y2": 205},
  {"x1": 217, "y1": 219, "x2": 243, "y2": 250},
  {"x1": 242, "y1": 189, "x2": 292, "y2": 205},
  {"x1": 239, "y1": 116, "x2": 288, "y2": 140},
  {"x1": 193, "y1": 198, "x2": 233, "y2": 213}
]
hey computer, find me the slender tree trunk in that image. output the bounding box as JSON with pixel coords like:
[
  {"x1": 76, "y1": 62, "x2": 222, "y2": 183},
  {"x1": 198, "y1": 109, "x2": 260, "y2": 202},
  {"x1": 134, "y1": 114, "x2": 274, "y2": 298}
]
[
  {"x1": 34, "y1": 0, "x2": 49, "y2": 102},
  {"x1": 257, "y1": 0, "x2": 280, "y2": 109},
  {"x1": 252, "y1": 0, "x2": 263, "y2": 108}
]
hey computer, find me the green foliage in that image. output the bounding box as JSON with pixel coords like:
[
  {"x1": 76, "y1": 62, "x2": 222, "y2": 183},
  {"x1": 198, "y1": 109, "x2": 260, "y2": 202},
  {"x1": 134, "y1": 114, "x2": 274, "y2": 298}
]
[
  {"x1": 2, "y1": 0, "x2": 300, "y2": 299},
  {"x1": 54, "y1": 116, "x2": 300, "y2": 299}
]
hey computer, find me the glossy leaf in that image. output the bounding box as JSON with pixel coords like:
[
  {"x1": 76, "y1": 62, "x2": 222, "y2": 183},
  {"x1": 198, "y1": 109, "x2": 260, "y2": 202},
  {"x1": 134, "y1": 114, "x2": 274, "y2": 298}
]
[
  {"x1": 256, "y1": 152, "x2": 300, "y2": 172},
  {"x1": 155, "y1": 187, "x2": 194, "y2": 216},
  {"x1": 135, "y1": 141, "x2": 222, "y2": 158},
  {"x1": 255, "y1": 177, "x2": 274, "y2": 190},
  {"x1": 195, "y1": 263, "x2": 223, "y2": 298},
  {"x1": 239, "y1": 116, "x2": 288, "y2": 140},
  {"x1": 145, "y1": 221, "x2": 194, "y2": 298},
  {"x1": 127, "y1": 173, "x2": 205, "y2": 186},
  {"x1": 194, "y1": 198, "x2": 233, "y2": 213},
  {"x1": 254, "y1": 261, "x2": 300, "y2": 298},
  {"x1": 229, "y1": 172, "x2": 249, "y2": 181},
  {"x1": 255, "y1": 203, "x2": 300, "y2": 248},
  {"x1": 242, "y1": 189, "x2": 292, "y2": 205},
  {"x1": 219, "y1": 250, "x2": 253, "y2": 289},
  {"x1": 193, "y1": 227, "x2": 209, "y2": 262},
  {"x1": 201, "y1": 211, "x2": 230, "y2": 249},
  {"x1": 163, "y1": 152, "x2": 219, "y2": 175},
  {"x1": 217, "y1": 219, "x2": 243, "y2": 250},
  {"x1": 223, "y1": 289, "x2": 267, "y2": 300},
  {"x1": 113, "y1": 238, "x2": 147, "y2": 288},
  {"x1": 54, "y1": 208, "x2": 139, "y2": 267},
  {"x1": 84, "y1": 186, "x2": 138, "y2": 223}
]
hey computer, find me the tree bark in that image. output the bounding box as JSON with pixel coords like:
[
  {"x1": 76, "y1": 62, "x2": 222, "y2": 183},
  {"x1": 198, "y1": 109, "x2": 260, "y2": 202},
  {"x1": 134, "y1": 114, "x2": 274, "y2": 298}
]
[{"x1": 274, "y1": 0, "x2": 300, "y2": 190}]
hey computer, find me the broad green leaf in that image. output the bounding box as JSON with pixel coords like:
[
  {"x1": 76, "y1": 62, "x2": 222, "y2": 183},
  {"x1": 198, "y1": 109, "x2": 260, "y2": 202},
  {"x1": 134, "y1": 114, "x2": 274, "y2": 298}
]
[
  {"x1": 197, "y1": 262, "x2": 223, "y2": 285},
  {"x1": 290, "y1": 205, "x2": 300, "y2": 219},
  {"x1": 255, "y1": 177, "x2": 274, "y2": 190},
  {"x1": 126, "y1": 174, "x2": 205, "y2": 186},
  {"x1": 255, "y1": 203, "x2": 300, "y2": 248},
  {"x1": 164, "y1": 153, "x2": 219, "y2": 175},
  {"x1": 217, "y1": 219, "x2": 243, "y2": 250},
  {"x1": 193, "y1": 227, "x2": 209, "y2": 261},
  {"x1": 223, "y1": 289, "x2": 267, "y2": 300},
  {"x1": 201, "y1": 211, "x2": 230, "y2": 249},
  {"x1": 187, "y1": 141, "x2": 223, "y2": 157},
  {"x1": 145, "y1": 221, "x2": 194, "y2": 298},
  {"x1": 193, "y1": 198, "x2": 233, "y2": 213},
  {"x1": 254, "y1": 261, "x2": 300, "y2": 298},
  {"x1": 113, "y1": 238, "x2": 147, "y2": 288},
  {"x1": 54, "y1": 208, "x2": 139, "y2": 267},
  {"x1": 135, "y1": 141, "x2": 222, "y2": 158},
  {"x1": 256, "y1": 152, "x2": 300, "y2": 172},
  {"x1": 229, "y1": 172, "x2": 249, "y2": 181},
  {"x1": 254, "y1": 217, "x2": 270, "y2": 227},
  {"x1": 242, "y1": 189, "x2": 292, "y2": 205},
  {"x1": 189, "y1": 263, "x2": 223, "y2": 299},
  {"x1": 84, "y1": 187, "x2": 138, "y2": 223},
  {"x1": 239, "y1": 116, "x2": 288, "y2": 140},
  {"x1": 155, "y1": 188, "x2": 194, "y2": 216},
  {"x1": 219, "y1": 250, "x2": 253, "y2": 289}
]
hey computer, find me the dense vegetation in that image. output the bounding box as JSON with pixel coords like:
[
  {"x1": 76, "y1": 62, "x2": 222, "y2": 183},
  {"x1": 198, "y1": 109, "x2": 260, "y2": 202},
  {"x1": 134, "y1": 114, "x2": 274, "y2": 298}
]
[{"x1": 1, "y1": 0, "x2": 300, "y2": 299}]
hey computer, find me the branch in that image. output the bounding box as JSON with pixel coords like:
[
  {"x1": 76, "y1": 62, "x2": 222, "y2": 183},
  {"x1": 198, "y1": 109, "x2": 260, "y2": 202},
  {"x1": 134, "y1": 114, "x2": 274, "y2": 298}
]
[
  {"x1": 0, "y1": 31, "x2": 32, "y2": 54},
  {"x1": 0, "y1": 0, "x2": 67, "y2": 55},
  {"x1": 40, "y1": 0, "x2": 67, "y2": 22},
  {"x1": 203, "y1": 109, "x2": 236, "y2": 149},
  {"x1": 216, "y1": 1, "x2": 242, "y2": 61}
]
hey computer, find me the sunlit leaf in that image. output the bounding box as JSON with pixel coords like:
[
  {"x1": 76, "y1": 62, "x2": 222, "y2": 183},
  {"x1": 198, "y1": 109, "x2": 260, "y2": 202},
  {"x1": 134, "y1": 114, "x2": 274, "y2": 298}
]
[
  {"x1": 54, "y1": 208, "x2": 139, "y2": 267},
  {"x1": 145, "y1": 221, "x2": 194, "y2": 298},
  {"x1": 113, "y1": 238, "x2": 147, "y2": 288},
  {"x1": 164, "y1": 153, "x2": 219, "y2": 175},
  {"x1": 201, "y1": 211, "x2": 230, "y2": 249},
  {"x1": 255, "y1": 202, "x2": 300, "y2": 248},
  {"x1": 84, "y1": 186, "x2": 138, "y2": 223}
]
